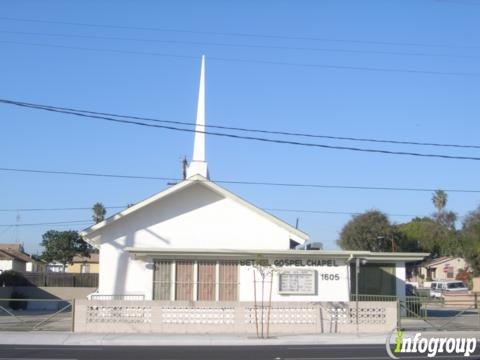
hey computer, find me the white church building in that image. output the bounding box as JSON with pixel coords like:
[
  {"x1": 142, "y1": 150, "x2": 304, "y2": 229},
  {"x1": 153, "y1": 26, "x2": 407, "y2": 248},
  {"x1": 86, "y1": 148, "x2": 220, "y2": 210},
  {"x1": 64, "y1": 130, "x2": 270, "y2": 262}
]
[{"x1": 80, "y1": 56, "x2": 427, "y2": 304}]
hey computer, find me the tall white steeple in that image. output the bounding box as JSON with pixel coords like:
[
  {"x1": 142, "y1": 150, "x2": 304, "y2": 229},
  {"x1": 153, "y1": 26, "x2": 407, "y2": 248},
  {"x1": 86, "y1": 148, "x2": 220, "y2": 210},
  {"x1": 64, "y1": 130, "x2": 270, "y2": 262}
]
[{"x1": 186, "y1": 55, "x2": 209, "y2": 179}]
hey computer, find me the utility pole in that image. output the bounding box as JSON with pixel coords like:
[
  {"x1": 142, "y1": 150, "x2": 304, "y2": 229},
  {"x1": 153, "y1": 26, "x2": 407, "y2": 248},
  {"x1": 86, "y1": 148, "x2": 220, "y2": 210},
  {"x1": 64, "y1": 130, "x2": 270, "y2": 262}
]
[{"x1": 15, "y1": 212, "x2": 21, "y2": 243}]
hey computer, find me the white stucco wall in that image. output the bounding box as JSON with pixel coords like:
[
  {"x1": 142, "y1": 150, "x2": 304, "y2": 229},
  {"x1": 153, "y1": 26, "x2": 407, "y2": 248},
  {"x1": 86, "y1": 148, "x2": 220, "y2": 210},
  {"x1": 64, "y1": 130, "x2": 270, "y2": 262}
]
[
  {"x1": 0, "y1": 259, "x2": 25, "y2": 272},
  {"x1": 0, "y1": 260, "x2": 13, "y2": 272},
  {"x1": 239, "y1": 261, "x2": 350, "y2": 302},
  {"x1": 395, "y1": 262, "x2": 406, "y2": 301},
  {"x1": 93, "y1": 183, "x2": 301, "y2": 296}
]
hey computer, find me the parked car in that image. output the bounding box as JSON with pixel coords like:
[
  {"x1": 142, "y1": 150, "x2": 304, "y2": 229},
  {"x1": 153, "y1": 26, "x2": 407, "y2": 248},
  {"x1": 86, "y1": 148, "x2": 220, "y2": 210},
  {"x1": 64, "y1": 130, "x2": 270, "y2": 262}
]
[{"x1": 430, "y1": 280, "x2": 468, "y2": 298}]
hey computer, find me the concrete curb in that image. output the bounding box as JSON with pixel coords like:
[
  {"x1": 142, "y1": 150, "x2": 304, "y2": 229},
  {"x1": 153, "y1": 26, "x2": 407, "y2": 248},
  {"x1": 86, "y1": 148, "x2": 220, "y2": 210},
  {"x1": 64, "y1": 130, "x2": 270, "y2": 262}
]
[{"x1": 1, "y1": 331, "x2": 479, "y2": 346}]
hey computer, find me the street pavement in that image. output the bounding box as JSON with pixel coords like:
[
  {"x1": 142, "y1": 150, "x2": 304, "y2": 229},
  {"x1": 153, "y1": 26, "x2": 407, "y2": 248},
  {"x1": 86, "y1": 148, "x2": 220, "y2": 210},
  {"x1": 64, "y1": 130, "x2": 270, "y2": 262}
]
[
  {"x1": 1, "y1": 330, "x2": 480, "y2": 346},
  {"x1": 0, "y1": 332, "x2": 392, "y2": 346},
  {"x1": 1, "y1": 344, "x2": 480, "y2": 360},
  {"x1": 1, "y1": 331, "x2": 480, "y2": 360}
]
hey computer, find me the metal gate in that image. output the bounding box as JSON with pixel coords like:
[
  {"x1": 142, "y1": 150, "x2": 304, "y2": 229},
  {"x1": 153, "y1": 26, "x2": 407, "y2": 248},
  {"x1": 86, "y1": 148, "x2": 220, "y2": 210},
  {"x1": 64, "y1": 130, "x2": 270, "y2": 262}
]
[
  {"x1": 399, "y1": 295, "x2": 480, "y2": 331},
  {"x1": 0, "y1": 298, "x2": 73, "y2": 331}
]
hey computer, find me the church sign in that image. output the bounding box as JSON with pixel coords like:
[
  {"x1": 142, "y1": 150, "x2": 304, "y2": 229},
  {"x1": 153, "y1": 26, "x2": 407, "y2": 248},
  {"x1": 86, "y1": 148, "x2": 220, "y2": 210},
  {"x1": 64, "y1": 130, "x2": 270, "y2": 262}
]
[
  {"x1": 239, "y1": 259, "x2": 339, "y2": 267},
  {"x1": 278, "y1": 269, "x2": 316, "y2": 294}
]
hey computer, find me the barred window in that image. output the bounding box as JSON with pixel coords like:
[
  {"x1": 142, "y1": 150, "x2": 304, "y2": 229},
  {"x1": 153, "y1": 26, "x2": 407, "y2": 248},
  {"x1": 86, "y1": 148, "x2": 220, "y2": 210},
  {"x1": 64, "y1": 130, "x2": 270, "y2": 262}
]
[
  {"x1": 219, "y1": 261, "x2": 238, "y2": 301},
  {"x1": 197, "y1": 261, "x2": 216, "y2": 301},
  {"x1": 153, "y1": 260, "x2": 238, "y2": 301},
  {"x1": 175, "y1": 260, "x2": 194, "y2": 301},
  {"x1": 447, "y1": 266, "x2": 454, "y2": 279},
  {"x1": 153, "y1": 260, "x2": 171, "y2": 300}
]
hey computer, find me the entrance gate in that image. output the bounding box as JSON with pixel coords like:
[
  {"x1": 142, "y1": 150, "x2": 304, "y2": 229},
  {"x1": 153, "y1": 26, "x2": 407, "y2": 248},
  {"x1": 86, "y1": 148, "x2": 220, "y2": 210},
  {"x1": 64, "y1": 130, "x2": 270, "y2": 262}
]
[
  {"x1": 399, "y1": 294, "x2": 480, "y2": 331},
  {"x1": 0, "y1": 298, "x2": 73, "y2": 331}
]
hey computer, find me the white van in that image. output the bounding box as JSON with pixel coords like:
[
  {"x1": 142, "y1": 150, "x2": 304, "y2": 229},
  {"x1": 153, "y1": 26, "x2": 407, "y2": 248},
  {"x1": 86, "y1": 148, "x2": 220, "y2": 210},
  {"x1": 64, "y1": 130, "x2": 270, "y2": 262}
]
[{"x1": 430, "y1": 280, "x2": 468, "y2": 298}]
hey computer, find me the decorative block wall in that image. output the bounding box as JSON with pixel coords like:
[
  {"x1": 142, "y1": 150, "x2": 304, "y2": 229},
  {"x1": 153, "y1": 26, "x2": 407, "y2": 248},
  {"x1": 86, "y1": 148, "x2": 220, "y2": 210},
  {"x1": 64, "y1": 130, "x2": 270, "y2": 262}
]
[{"x1": 74, "y1": 300, "x2": 397, "y2": 334}]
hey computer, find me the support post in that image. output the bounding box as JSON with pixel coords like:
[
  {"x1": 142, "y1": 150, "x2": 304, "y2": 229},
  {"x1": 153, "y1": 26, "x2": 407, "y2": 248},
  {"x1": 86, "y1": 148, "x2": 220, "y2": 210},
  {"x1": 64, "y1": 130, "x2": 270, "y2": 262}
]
[
  {"x1": 253, "y1": 271, "x2": 259, "y2": 338},
  {"x1": 260, "y1": 272, "x2": 265, "y2": 338},
  {"x1": 71, "y1": 298, "x2": 75, "y2": 332},
  {"x1": 355, "y1": 257, "x2": 359, "y2": 334},
  {"x1": 396, "y1": 298, "x2": 401, "y2": 330}
]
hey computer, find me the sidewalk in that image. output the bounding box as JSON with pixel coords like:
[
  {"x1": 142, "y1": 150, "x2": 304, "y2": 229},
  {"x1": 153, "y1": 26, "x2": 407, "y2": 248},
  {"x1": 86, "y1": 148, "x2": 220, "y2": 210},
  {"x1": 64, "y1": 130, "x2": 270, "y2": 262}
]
[{"x1": 1, "y1": 331, "x2": 479, "y2": 346}]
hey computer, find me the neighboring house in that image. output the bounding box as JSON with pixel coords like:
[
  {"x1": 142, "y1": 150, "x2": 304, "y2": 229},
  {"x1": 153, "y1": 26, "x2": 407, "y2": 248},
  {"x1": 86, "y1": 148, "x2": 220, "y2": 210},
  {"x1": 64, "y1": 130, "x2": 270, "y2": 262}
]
[
  {"x1": 0, "y1": 246, "x2": 30, "y2": 273},
  {"x1": 26, "y1": 257, "x2": 46, "y2": 272},
  {"x1": 0, "y1": 243, "x2": 46, "y2": 273},
  {"x1": 416, "y1": 257, "x2": 468, "y2": 282},
  {"x1": 66, "y1": 253, "x2": 99, "y2": 274},
  {"x1": 46, "y1": 262, "x2": 66, "y2": 273},
  {"x1": 0, "y1": 250, "x2": 26, "y2": 272}
]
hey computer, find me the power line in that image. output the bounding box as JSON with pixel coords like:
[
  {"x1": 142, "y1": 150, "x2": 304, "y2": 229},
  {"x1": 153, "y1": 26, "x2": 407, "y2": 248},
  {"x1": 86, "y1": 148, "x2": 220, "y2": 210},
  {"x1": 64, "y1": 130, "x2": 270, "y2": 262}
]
[
  {"x1": 0, "y1": 206, "x2": 125, "y2": 212},
  {"x1": 1, "y1": 40, "x2": 479, "y2": 77},
  {"x1": 1, "y1": 30, "x2": 477, "y2": 60},
  {"x1": 434, "y1": 0, "x2": 480, "y2": 5},
  {"x1": 3, "y1": 100, "x2": 480, "y2": 161},
  {"x1": 2, "y1": 98, "x2": 479, "y2": 150},
  {"x1": 0, "y1": 206, "x2": 423, "y2": 218},
  {"x1": 0, "y1": 220, "x2": 92, "y2": 227},
  {"x1": 266, "y1": 208, "x2": 421, "y2": 217},
  {"x1": 1, "y1": 166, "x2": 480, "y2": 193},
  {"x1": 0, "y1": 16, "x2": 476, "y2": 50}
]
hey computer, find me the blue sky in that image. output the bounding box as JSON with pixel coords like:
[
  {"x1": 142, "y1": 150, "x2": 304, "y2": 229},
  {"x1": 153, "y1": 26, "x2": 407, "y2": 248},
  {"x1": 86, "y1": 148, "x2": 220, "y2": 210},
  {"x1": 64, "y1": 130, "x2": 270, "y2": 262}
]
[{"x1": 0, "y1": 0, "x2": 479, "y2": 254}]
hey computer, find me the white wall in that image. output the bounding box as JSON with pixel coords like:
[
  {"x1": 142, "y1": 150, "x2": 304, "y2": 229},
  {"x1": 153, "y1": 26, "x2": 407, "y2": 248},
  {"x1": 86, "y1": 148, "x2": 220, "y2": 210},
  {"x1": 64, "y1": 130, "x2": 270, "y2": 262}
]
[
  {"x1": 0, "y1": 259, "x2": 25, "y2": 272},
  {"x1": 108, "y1": 257, "x2": 351, "y2": 302},
  {"x1": 239, "y1": 262, "x2": 350, "y2": 302},
  {"x1": 94, "y1": 183, "x2": 298, "y2": 296},
  {"x1": 395, "y1": 262, "x2": 406, "y2": 300},
  {"x1": 0, "y1": 260, "x2": 13, "y2": 272}
]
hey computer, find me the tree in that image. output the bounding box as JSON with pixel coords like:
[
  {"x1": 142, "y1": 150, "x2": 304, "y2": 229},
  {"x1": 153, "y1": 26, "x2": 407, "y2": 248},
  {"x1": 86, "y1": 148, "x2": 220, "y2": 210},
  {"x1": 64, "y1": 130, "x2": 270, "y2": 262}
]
[
  {"x1": 462, "y1": 206, "x2": 480, "y2": 234},
  {"x1": 337, "y1": 210, "x2": 395, "y2": 252},
  {"x1": 396, "y1": 217, "x2": 458, "y2": 257},
  {"x1": 432, "y1": 190, "x2": 447, "y2": 213},
  {"x1": 460, "y1": 207, "x2": 480, "y2": 275},
  {"x1": 435, "y1": 211, "x2": 458, "y2": 230},
  {"x1": 431, "y1": 190, "x2": 457, "y2": 229},
  {"x1": 92, "y1": 202, "x2": 106, "y2": 223},
  {"x1": 41, "y1": 230, "x2": 91, "y2": 266}
]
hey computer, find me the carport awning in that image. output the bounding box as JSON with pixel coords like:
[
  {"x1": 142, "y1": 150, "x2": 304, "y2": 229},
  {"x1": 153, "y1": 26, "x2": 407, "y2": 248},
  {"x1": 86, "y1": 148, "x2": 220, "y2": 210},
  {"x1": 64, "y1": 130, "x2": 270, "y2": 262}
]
[{"x1": 125, "y1": 247, "x2": 429, "y2": 263}]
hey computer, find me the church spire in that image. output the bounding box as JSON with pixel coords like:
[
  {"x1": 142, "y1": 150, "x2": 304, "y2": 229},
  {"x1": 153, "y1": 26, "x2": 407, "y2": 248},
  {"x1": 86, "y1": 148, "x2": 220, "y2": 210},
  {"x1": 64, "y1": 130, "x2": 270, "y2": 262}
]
[{"x1": 186, "y1": 55, "x2": 209, "y2": 179}]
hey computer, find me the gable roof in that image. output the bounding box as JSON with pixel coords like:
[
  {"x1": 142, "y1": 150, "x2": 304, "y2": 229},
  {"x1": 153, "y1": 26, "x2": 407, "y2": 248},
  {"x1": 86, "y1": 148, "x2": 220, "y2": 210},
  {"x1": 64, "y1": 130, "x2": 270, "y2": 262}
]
[
  {"x1": 0, "y1": 250, "x2": 14, "y2": 261},
  {"x1": 0, "y1": 249, "x2": 30, "y2": 263},
  {"x1": 80, "y1": 174, "x2": 309, "y2": 243},
  {"x1": 421, "y1": 256, "x2": 465, "y2": 268}
]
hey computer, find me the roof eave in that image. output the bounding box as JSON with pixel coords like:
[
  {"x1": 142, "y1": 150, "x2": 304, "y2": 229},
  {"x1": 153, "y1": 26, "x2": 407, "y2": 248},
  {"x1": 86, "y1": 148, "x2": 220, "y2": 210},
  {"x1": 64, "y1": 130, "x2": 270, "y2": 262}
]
[
  {"x1": 80, "y1": 175, "x2": 310, "y2": 242},
  {"x1": 124, "y1": 247, "x2": 429, "y2": 263}
]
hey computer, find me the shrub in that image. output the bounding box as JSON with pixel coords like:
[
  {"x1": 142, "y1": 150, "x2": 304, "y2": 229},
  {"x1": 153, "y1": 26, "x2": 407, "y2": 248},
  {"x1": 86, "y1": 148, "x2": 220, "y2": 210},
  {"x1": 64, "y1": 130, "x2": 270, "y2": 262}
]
[
  {"x1": 0, "y1": 270, "x2": 29, "y2": 286},
  {"x1": 456, "y1": 269, "x2": 473, "y2": 289}
]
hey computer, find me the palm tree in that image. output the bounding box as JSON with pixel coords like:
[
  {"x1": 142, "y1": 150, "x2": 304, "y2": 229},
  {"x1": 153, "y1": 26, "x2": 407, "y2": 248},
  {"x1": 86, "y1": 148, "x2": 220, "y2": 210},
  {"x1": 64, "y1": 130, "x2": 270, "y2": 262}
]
[
  {"x1": 92, "y1": 202, "x2": 106, "y2": 223},
  {"x1": 432, "y1": 190, "x2": 447, "y2": 213}
]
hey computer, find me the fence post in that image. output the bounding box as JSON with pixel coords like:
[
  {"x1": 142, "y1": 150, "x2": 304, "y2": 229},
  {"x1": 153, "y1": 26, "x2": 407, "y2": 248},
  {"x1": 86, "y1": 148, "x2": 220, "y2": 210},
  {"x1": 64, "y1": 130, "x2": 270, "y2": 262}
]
[
  {"x1": 71, "y1": 298, "x2": 75, "y2": 332},
  {"x1": 396, "y1": 298, "x2": 401, "y2": 330}
]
